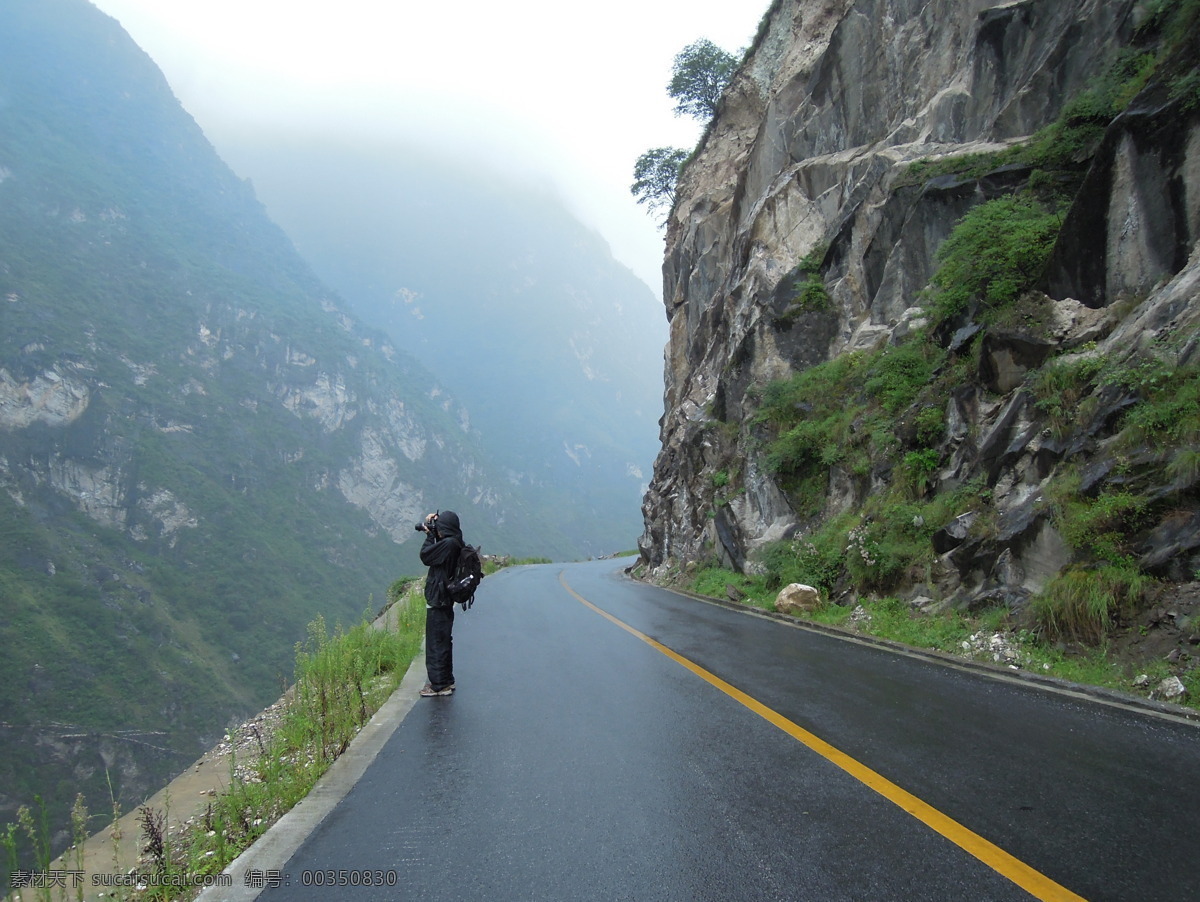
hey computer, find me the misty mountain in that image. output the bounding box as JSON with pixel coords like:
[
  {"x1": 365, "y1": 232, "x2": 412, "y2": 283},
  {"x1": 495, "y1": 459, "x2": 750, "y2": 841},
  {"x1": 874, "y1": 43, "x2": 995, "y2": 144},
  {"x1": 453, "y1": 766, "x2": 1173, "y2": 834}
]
[
  {"x1": 0, "y1": 0, "x2": 549, "y2": 847},
  {"x1": 210, "y1": 136, "x2": 668, "y2": 556}
]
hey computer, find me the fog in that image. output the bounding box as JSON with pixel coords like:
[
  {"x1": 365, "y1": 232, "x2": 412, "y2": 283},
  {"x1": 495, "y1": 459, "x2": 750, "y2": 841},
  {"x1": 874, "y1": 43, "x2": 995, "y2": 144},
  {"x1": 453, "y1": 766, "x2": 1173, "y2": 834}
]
[{"x1": 87, "y1": 0, "x2": 769, "y2": 295}]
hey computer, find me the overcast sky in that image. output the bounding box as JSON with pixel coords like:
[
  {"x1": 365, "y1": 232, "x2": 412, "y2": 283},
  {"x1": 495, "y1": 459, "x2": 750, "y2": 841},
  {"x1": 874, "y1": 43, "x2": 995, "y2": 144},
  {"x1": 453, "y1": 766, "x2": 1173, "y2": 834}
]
[{"x1": 88, "y1": 0, "x2": 769, "y2": 297}]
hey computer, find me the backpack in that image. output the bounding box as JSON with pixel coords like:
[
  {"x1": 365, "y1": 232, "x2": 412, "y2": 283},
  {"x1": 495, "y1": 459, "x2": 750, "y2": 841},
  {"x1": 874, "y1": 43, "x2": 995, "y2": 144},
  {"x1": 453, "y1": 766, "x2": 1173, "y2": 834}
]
[{"x1": 447, "y1": 543, "x2": 484, "y2": 610}]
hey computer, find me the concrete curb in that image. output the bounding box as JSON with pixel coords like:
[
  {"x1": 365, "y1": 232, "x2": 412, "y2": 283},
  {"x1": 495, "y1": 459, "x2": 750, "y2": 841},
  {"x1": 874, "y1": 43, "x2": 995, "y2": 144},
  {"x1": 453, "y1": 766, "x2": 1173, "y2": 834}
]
[{"x1": 195, "y1": 652, "x2": 428, "y2": 901}]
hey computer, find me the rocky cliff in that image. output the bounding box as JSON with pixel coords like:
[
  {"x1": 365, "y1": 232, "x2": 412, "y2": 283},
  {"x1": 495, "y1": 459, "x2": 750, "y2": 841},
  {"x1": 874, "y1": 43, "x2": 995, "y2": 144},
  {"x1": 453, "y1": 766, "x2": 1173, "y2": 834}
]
[{"x1": 641, "y1": 0, "x2": 1200, "y2": 623}]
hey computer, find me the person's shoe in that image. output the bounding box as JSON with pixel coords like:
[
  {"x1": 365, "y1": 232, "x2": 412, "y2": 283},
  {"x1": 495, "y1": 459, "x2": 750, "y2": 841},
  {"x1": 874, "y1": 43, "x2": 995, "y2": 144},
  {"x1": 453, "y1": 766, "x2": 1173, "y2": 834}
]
[{"x1": 420, "y1": 683, "x2": 454, "y2": 697}]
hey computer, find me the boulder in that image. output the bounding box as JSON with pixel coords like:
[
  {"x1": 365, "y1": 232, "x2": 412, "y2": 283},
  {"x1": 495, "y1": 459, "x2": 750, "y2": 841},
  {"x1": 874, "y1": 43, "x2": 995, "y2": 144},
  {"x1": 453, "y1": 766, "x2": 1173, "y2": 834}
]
[
  {"x1": 1138, "y1": 510, "x2": 1200, "y2": 579},
  {"x1": 932, "y1": 511, "x2": 979, "y2": 553},
  {"x1": 979, "y1": 330, "x2": 1054, "y2": 394},
  {"x1": 1048, "y1": 297, "x2": 1113, "y2": 348},
  {"x1": 1151, "y1": 676, "x2": 1188, "y2": 703},
  {"x1": 775, "y1": 583, "x2": 822, "y2": 615}
]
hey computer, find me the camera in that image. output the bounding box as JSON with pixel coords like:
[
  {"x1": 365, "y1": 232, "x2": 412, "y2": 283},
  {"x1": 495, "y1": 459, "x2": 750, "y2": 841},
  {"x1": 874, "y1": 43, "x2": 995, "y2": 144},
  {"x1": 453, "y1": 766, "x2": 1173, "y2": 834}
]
[{"x1": 415, "y1": 513, "x2": 439, "y2": 533}]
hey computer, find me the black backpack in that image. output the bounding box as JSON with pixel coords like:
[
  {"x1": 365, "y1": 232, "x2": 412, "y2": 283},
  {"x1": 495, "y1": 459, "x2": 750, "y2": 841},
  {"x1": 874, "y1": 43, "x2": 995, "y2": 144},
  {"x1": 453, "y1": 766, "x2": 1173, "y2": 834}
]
[{"x1": 447, "y1": 544, "x2": 484, "y2": 610}]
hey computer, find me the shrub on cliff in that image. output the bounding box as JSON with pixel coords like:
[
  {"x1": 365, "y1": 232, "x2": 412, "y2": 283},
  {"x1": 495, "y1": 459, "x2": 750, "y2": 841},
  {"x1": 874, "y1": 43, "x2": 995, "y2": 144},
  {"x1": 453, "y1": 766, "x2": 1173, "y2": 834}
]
[{"x1": 923, "y1": 195, "x2": 1063, "y2": 332}]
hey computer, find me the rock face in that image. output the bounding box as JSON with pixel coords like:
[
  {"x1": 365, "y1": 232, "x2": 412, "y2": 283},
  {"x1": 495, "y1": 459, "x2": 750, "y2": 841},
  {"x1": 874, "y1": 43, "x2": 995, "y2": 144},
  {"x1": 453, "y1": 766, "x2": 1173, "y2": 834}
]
[{"x1": 640, "y1": 0, "x2": 1200, "y2": 611}]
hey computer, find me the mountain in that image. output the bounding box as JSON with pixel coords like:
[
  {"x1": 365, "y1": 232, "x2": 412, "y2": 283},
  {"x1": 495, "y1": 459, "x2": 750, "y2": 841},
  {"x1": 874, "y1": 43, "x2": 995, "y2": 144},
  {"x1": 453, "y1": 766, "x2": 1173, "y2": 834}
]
[
  {"x1": 0, "y1": 0, "x2": 544, "y2": 850},
  {"x1": 640, "y1": 0, "x2": 1200, "y2": 637},
  {"x1": 208, "y1": 135, "x2": 668, "y2": 557}
]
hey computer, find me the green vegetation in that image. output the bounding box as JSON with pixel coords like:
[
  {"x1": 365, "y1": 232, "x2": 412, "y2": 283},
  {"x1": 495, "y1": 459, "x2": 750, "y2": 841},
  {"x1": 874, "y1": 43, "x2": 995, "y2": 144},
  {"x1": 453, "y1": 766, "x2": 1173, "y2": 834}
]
[
  {"x1": 632, "y1": 37, "x2": 737, "y2": 218},
  {"x1": 681, "y1": 565, "x2": 1200, "y2": 712},
  {"x1": 757, "y1": 352, "x2": 870, "y2": 515},
  {"x1": 774, "y1": 247, "x2": 832, "y2": 329},
  {"x1": 1134, "y1": 0, "x2": 1200, "y2": 99},
  {"x1": 3, "y1": 796, "x2": 89, "y2": 902},
  {"x1": 493, "y1": 556, "x2": 553, "y2": 568},
  {"x1": 730, "y1": 15, "x2": 1200, "y2": 675},
  {"x1": 167, "y1": 595, "x2": 424, "y2": 892},
  {"x1": 765, "y1": 483, "x2": 982, "y2": 596},
  {"x1": 630, "y1": 147, "x2": 690, "y2": 213},
  {"x1": 758, "y1": 514, "x2": 857, "y2": 594},
  {"x1": 667, "y1": 39, "x2": 739, "y2": 122},
  {"x1": 1032, "y1": 354, "x2": 1108, "y2": 437},
  {"x1": 1049, "y1": 483, "x2": 1152, "y2": 564},
  {"x1": 1029, "y1": 564, "x2": 1154, "y2": 645},
  {"x1": 809, "y1": 596, "x2": 989, "y2": 654},
  {"x1": 1025, "y1": 356, "x2": 1200, "y2": 641},
  {"x1": 751, "y1": 322, "x2": 1198, "y2": 648},
  {"x1": 755, "y1": 335, "x2": 949, "y2": 522},
  {"x1": 922, "y1": 195, "x2": 1063, "y2": 332},
  {"x1": 1033, "y1": 350, "x2": 1200, "y2": 464},
  {"x1": 1107, "y1": 357, "x2": 1200, "y2": 451},
  {"x1": 863, "y1": 341, "x2": 946, "y2": 415}
]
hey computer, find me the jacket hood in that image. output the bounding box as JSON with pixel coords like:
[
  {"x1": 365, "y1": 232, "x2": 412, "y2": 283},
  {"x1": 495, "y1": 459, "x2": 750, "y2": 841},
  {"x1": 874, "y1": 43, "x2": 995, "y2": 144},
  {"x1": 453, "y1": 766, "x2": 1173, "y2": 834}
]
[{"x1": 436, "y1": 510, "x2": 462, "y2": 539}]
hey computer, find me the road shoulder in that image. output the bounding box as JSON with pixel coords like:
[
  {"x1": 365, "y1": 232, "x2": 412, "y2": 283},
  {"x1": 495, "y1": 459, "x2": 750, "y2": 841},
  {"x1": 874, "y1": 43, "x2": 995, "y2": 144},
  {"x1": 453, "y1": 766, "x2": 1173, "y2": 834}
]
[{"x1": 193, "y1": 654, "x2": 427, "y2": 901}]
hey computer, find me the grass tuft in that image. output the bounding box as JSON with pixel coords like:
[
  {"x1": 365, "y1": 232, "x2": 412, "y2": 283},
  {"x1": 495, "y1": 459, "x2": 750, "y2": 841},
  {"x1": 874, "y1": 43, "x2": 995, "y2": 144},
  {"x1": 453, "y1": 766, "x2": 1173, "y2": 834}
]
[{"x1": 1028, "y1": 564, "x2": 1154, "y2": 645}]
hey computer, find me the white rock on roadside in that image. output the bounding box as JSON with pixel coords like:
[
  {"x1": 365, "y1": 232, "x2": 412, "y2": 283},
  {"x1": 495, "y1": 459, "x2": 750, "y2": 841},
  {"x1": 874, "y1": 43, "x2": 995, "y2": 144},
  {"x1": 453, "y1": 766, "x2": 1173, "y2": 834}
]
[
  {"x1": 1151, "y1": 676, "x2": 1188, "y2": 702},
  {"x1": 775, "y1": 583, "x2": 821, "y2": 615}
]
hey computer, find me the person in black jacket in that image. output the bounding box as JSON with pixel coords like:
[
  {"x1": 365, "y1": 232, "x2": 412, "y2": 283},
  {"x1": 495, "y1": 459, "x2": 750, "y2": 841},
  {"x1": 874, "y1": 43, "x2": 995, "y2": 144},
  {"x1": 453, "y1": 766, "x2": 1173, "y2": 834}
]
[{"x1": 417, "y1": 510, "x2": 463, "y2": 697}]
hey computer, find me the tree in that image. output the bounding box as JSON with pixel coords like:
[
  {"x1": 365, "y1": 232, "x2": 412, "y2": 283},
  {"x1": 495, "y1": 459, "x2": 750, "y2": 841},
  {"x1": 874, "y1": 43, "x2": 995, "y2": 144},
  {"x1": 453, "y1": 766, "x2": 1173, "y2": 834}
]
[
  {"x1": 630, "y1": 147, "x2": 689, "y2": 215},
  {"x1": 630, "y1": 39, "x2": 737, "y2": 222},
  {"x1": 668, "y1": 39, "x2": 738, "y2": 121}
]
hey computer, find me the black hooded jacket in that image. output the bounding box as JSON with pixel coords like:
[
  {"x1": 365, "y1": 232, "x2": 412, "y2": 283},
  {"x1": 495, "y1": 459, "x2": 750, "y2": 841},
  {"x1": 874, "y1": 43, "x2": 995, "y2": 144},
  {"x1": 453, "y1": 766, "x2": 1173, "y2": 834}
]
[{"x1": 420, "y1": 510, "x2": 463, "y2": 608}]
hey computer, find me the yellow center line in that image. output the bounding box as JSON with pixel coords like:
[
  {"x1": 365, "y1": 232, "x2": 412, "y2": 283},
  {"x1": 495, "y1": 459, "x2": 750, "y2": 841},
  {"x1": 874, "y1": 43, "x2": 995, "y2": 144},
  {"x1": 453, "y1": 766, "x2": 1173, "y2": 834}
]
[{"x1": 559, "y1": 571, "x2": 1087, "y2": 902}]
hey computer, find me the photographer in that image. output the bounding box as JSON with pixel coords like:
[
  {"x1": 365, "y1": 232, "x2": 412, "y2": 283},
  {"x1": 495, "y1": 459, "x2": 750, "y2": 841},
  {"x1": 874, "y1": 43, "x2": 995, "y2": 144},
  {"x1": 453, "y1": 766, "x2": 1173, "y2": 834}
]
[{"x1": 416, "y1": 510, "x2": 463, "y2": 697}]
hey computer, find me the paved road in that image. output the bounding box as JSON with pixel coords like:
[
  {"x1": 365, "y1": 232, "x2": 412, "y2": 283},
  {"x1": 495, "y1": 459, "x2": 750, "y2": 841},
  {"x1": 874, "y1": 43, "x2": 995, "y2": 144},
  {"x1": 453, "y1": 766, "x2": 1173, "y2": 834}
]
[{"x1": 244, "y1": 558, "x2": 1199, "y2": 901}]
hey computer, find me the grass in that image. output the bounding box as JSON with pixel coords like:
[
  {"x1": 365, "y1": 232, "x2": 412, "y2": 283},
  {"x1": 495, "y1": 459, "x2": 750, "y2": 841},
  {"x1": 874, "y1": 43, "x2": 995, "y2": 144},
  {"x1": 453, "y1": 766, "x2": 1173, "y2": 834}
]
[
  {"x1": 3, "y1": 796, "x2": 89, "y2": 902},
  {"x1": 164, "y1": 589, "x2": 427, "y2": 891},
  {"x1": 774, "y1": 245, "x2": 831, "y2": 328},
  {"x1": 809, "y1": 596, "x2": 984, "y2": 653},
  {"x1": 680, "y1": 567, "x2": 1198, "y2": 712},
  {"x1": 754, "y1": 338, "x2": 948, "y2": 517},
  {"x1": 502, "y1": 556, "x2": 554, "y2": 568},
  {"x1": 1032, "y1": 354, "x2": 1108, "y2": 437},
  {"x1": 1109, "y1": 360, "x2": 1200, "y2": 451},
  {"x1": 743, "y1": 338, "x2": 1196, "y2": 673},
  {"x1": 1028, "y1": 564, "x2": 1154, "y2": 645},
  {"x1": 922, "y1": 194, "x2": 1063, "y2": 331}
]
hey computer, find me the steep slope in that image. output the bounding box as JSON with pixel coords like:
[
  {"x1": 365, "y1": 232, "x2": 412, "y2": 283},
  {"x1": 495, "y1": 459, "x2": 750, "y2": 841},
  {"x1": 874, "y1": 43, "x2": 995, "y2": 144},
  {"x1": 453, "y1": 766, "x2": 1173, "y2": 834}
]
[
  {"x1": 0, "y1": 0, "x2": 538, "y2": 848},
  {"x1": 210, "y1": 136, "x2": 667, "y2": 557},
  {"x1": 641, "y1": 0, "x2": 1199, "y2": 634}
]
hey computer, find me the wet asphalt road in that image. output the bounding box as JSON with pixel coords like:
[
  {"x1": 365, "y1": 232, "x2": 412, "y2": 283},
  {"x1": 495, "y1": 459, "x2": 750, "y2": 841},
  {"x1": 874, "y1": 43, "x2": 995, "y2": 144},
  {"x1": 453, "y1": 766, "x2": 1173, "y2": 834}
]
[{"x1": 254, "y1": 558, "x2": 1200, "y2": 901}]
